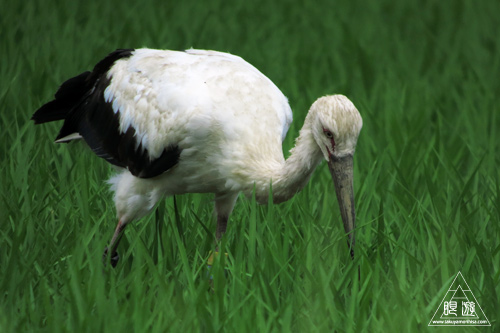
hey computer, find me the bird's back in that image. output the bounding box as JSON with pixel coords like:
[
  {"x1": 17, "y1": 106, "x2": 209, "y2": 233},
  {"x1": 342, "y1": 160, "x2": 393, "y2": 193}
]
[
  {"x1": 108, "y1": 49, "x2": 292, "y2": 156},
  {"x1": 33, "y1": 48, "x2": 293, "y2": 189}
]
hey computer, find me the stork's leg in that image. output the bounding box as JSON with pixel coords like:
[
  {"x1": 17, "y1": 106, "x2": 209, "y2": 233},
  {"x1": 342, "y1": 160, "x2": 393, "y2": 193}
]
[
  {"x1": 214, "y1": 193, "x2": 238, "y2": 249},
  {"x1": 103, "y1": 219, "x2": 127, "y2": 267},
  {"x1": 207, "y1": 194, "x2": 238, "y2": 280},
  {"x1": 216, "y1": 214, "x2": 228, "y2": 242}
]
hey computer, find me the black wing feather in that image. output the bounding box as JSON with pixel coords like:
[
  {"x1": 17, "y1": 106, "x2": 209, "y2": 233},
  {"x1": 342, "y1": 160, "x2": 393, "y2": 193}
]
[{"x1": 32, "y1": 49, "x2": 181, "y2": 179}]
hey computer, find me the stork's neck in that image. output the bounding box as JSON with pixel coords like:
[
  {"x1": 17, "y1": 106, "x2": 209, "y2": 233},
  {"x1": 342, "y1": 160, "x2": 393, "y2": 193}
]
[{"x1": 255, "y1": 112, "x2": 324, "y2": 204}]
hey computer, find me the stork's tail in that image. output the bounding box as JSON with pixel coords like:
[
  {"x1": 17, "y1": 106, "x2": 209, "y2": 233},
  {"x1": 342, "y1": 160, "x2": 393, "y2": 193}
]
[{"x1": 31, "y1": 71, "x2": 91, "y2": 125}]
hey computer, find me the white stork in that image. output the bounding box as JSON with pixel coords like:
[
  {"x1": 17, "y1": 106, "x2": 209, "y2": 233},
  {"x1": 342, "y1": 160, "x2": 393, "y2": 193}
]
[{"x1": 32, "y1": 48, "x2": 363, "y2": 267}]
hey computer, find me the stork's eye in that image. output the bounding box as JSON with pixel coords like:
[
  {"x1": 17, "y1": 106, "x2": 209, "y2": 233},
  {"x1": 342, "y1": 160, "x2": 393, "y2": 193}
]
[{"x1": 324, "y1": 130, "x2": 333, "y2": 139}]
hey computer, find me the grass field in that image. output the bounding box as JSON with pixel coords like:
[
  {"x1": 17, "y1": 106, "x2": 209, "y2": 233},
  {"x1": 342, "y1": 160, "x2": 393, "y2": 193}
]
[{"x1": 1, "y1": 0, "x2": 499, "y2": 331}]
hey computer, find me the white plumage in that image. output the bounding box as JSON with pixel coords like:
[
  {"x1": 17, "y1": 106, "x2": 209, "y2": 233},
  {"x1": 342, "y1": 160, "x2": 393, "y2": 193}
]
[{"x1": 33, "y1": 48, "x2": 362, "y2": 266}]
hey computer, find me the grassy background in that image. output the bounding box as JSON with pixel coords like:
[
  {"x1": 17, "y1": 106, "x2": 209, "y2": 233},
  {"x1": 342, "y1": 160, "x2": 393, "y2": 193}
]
[{"x1": 1, "y1": 0, "x2": 499, "y2": 331}]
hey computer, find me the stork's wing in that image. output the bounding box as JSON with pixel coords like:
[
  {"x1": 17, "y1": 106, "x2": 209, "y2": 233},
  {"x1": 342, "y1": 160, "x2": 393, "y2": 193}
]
[
  {"x1": 34, "y1": 48, "x2": 294, "y2": 178},
  {"x1": 32, "y1": 49, "x2": 181, "y2": 179}
]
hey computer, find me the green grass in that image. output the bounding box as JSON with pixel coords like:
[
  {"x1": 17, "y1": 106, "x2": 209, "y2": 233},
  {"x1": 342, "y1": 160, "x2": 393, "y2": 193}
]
[{"x1": 1, "y1": 0, "x2": 499, "y2": 331}]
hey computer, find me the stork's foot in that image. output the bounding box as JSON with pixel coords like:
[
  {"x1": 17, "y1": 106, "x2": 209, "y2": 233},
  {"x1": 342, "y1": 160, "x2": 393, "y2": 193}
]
[
  {"x1": 103, "y1": 247, "x2": 120, "y2": 268},
  {"x1": 110, "y1": 252, "x2": 120, "y2": 267}
]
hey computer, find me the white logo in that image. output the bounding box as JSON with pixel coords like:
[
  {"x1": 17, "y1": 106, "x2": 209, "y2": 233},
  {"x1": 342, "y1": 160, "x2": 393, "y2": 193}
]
[{"x1": 429, "y1": 271, "x2": 491, "y2": 326}]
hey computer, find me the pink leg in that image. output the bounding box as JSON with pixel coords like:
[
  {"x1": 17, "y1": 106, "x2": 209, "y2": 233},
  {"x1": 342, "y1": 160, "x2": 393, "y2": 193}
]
[{"x1": 103, "y1": 220, "x2": 126, "y2": 267}]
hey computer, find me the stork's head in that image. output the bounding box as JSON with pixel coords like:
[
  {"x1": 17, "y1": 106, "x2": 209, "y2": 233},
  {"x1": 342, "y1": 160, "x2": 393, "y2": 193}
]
[{"x1": 311, "y1": 95, "x2": 362, "y2": 258}]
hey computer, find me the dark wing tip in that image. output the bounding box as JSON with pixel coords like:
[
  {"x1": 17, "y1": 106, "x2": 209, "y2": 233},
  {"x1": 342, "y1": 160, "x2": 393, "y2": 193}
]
[
  {"x1": 32, "y1": 48, "x2": 135, "y2": 126},
  {"x1": 32, "y1": 71, "x2": 92, "y2": 125}
]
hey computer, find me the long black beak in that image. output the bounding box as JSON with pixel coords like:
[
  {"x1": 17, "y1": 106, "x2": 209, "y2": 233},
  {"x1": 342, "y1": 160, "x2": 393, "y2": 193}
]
[{"x1": 328, "y1": 154, "x2": 356, "y2": 259}]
